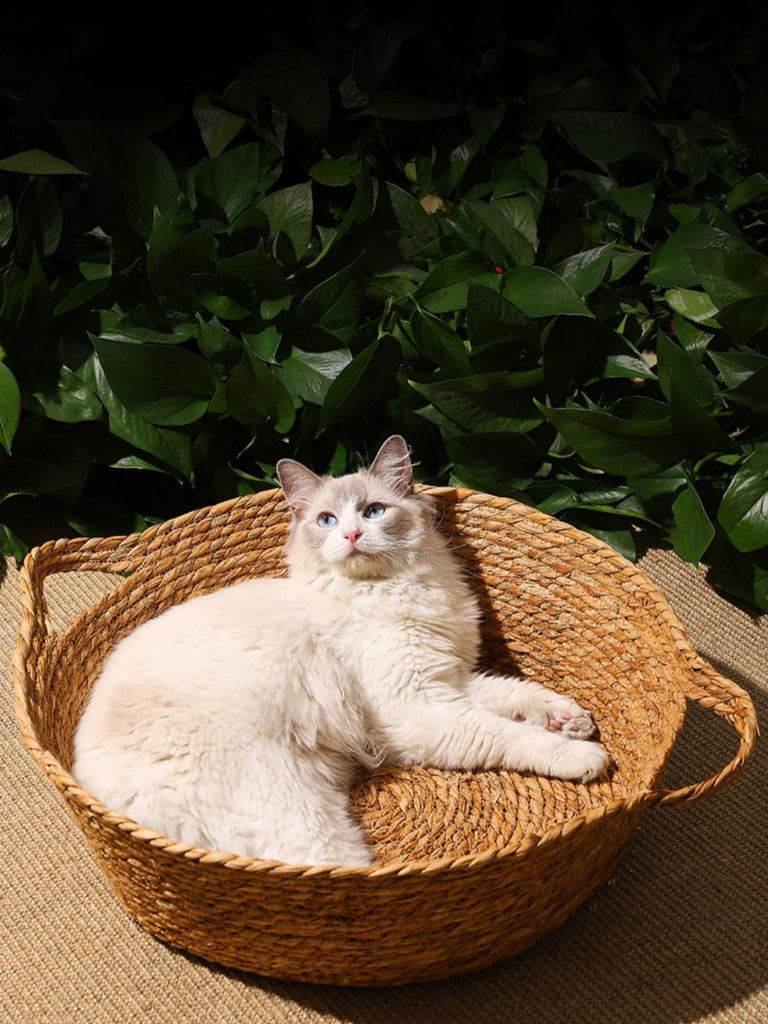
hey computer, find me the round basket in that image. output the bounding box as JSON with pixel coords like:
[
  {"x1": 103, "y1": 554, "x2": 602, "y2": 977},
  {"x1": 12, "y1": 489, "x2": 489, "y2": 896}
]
[{"x1": 13, "y1": 487, "x2": 757, "y2": 986}]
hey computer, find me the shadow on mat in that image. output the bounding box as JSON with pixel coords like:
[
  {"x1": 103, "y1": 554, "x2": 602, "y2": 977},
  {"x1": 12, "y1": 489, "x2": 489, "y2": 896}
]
[{"x1": 202, "y1": 673, "x2": 765, "y2": 1024}]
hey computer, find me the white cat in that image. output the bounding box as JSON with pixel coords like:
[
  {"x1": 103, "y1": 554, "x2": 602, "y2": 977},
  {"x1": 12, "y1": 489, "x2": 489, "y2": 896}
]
[{"x1": 72, "y1": 436, "x2": 609, "y2": 867}]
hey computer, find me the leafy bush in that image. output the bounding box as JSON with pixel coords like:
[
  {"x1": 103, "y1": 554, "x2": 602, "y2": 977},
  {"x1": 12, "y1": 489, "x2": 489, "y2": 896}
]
[{"x1": 0, "y1": 8, "x2": 767, "y2": 609}]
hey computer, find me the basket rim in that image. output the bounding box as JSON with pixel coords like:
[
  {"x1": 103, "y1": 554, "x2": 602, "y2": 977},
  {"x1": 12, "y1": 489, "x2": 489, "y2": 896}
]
[{"x1": 11, "y1": 486, "x2": 751, "y2": 882}]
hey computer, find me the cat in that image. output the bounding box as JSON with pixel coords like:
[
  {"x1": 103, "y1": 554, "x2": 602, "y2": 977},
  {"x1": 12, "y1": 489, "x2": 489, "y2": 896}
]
[{"x1": 71, "y1": 435, "x2": 610, "y2": 867}]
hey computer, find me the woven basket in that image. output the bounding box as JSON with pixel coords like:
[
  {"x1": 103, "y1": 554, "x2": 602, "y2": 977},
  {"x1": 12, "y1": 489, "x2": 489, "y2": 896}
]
[{"x1": 13, "y1": 487, "x2": 758, "y2": 986}]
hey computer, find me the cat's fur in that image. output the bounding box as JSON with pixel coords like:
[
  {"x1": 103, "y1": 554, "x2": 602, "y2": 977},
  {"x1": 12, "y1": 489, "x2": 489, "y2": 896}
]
[{"x1": 72, "y1": 436, "x2": 609, "y2": 867}]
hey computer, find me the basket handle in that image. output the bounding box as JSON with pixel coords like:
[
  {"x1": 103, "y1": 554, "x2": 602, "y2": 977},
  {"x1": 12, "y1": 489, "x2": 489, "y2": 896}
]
[
  {"x1": 19, "y1": 531, "x2": 166, "y2": 644},
  {"x1": 648, "y1": 658, "x2": 759, "y2": 808},
  {"x1": 18, "y1": 492, "x2": 282, "y2": 644}
]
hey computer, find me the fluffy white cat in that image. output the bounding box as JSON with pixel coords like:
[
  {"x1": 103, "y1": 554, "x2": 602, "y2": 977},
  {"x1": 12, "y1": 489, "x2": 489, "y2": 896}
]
[{"x1": 72, "y1": 436, "x2": 609, "y2": 867}]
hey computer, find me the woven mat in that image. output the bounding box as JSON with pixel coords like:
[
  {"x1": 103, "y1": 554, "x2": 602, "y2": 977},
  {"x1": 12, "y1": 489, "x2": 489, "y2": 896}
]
[{"x1": 1, "y1": 537, "x2": 765, "y2": 1024}]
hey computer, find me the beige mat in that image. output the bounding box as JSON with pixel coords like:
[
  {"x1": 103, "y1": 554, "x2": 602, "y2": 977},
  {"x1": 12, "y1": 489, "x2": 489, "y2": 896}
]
[{"x1": 1, "y1": 537, "x2": 765, "y2": 1024}]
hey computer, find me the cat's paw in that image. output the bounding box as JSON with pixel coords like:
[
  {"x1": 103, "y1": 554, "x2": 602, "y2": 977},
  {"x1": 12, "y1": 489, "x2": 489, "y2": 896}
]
[
  {"x1": 512, "y1": 692, "x2": 597, "y2": 741},
  {"x1": 545, "y1": 702, "x2": 597, "y2": 741},
  {"x1": 549, "y1": 739, "x2": 611, "y2": 783}
]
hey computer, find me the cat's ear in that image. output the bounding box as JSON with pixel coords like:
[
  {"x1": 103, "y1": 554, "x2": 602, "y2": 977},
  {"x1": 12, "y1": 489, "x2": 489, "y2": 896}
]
[
  {"x1": 276, "y1": 460, "x2": 323, "y2": 514},
  {"x1": 369, "y1": 435, "x2": 413, "y2": 497}
]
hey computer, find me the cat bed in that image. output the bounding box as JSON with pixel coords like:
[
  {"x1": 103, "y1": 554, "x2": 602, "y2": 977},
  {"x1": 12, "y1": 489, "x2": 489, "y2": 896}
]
[{"x1": 13, "y1": 487, "x2": 757, "y2": 986}]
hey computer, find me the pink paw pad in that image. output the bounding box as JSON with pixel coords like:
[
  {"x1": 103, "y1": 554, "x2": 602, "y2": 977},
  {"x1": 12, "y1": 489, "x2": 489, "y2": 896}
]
[{"x1": 546, "y1": 711, "x2": 571, "y2": 732}]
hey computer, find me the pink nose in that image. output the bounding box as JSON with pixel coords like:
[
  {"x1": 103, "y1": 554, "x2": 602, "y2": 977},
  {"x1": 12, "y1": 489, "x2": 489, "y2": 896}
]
[{"x1": 343, "y1": 529, "x2": 362, "y2": 545}]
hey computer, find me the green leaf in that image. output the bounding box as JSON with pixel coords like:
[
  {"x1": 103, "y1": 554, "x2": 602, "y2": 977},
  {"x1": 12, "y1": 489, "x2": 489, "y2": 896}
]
[
  {"x1": 716, "y1": 296, "x2": 768, "y2": 344},
  {"x1": 218, "y1": 241, "x2": 289, "y2": 302},
  {"x1": 673, "y1": 316, "x2": 714, "y2": 360},
  {"x1": 37, "y1": 177, "x2": 62, "y2": 256},
  {"x1": 317, "y1": 335, "x2": 400, "y2": 433},
  {"x1": 250, "y1": 51, "x2": 331, "y2": 139},
  {"x1": 53, "y1": 121, "x2": 178, "y2": 237},
  {"x1": 147, "y1": 209, "x2": 216, "y2": 311},
  {"x1": 386, "y1": 183, "x2": 439, "y2": 242},
  {"x1": 612, "y1": 184, "x2": 654, "y2": 227},
  {"x1": 672, "y1": 481, "x2": 716, "y2": 564},
  {"x1": 560, "y1": 510, "x2": 637, "y2": 562},
  {"x1": 410, "y1": 310, "x2": 470, "y2": 374},
  {"x1": 196, "y1": 315, "x2": 243, "y2": 368},
  {"x1": 0, "y1": 195, "x2": 12, "y2": 248},
  {"x1": 0, "y1": 362, "x2": 21, "y2": 453},
  {"x1": 274, "y1": 347, "x2": 352, "y2": 404},
  {"x1": 296, "y1": 253, "x2": 365, "y2": 344},
  {"x1": 0, "y1": 149, "x2": 86, "y2": 175},
  {"x1": 561, "y1": 110, "x2": 667, "y2": 165},
  {"x1": 259, "y1": 181, "x2": 313, "y2": 264},
  {"x1": 610, "y1": 249, "x2": 646, "y2": 282},
  {"x1": 414, "y1": 251, "x2": 498, "y2": 312},
  {"x1": 502, "y1": 266, "x2": 594, "y2": 318},
  {"x1": 446, "y1": 431, "x2": 546, "y2": 493},
  {"x1": 493, "y1": 196, "x2": 539, "y2": 249},
  {"x1": 708, "y1": 350, "x2": 768, "y2": 388},
  {"x1": 195, "y1": 144, "x2": 263, "y2": 222},
  {"x1": 192, "y1": 93, "x2": 246, "y2": 159},
  {"x1": 0, "y1": 519, "x2": 28, "y2": 561},
  {"x1": 718, "y1": 444, "x2": 768, "y2": 553},
  {"x1": 309, "y1": 157, "x2": 358, "y2": 187},
  {"x1": 645, "y1": 224, "x2": 749, "y2": 288},
  {"x1": 543, "y1": 318, "x2": 650, "y2": 399},
  {"x1": 225, "y1": 349, "x2": 295, "y2": 433},
  {"x1": 686, "y1": 247, "x2": 768, "y2": 308},
  {"x1": 656, "y1": 333, "x2": 719, "y2": 406},
  {"x1": 669, "y1": 377, "x2": 731, "y2": 452},
  {"x1": 467, "y1": 104, "x2": 506, "y2": 148},
  {"x1": 310, "y1": 158, "x2": 373, "y2": 266},
  {"x1": 411, "y1": 372, "x2": 545, "y2": 434},
  {"x1": 244, "y1": 326, "x2": 282, "y2": 364},
  {"x1": 91, "y1": 336, "x2": 217, "y2": 426},
  {"x1": 537, "y1": 400, "x2": 687, "y2": 476},
  {"x1": 372, "y1": 93, "x2": 462, "y2": 121},
  {"x1": 0, "y1": 457, "x2": 85, "y2": 503},
  {"x1": 352, "y1": 23, "x2": 408, "y2": 97},
  {"x1": 54, "y1": 278, "x2": 111, "y2": 316},
  {"x1": 724, "y1": 365, "x2": 768, "y2": 412},
  {"x1": 26, "y1": 365, "x2": 103, "y2": 423},
  {"x1": 102, "y1": 306, "x2": 196, "y2": 346},
  {"x1": 275, "y1": 355, "x2": 330, "y2": 405},
  {"x1": 89, "y1": 355, "x2": 193, "y2": 481},
  {"x1": 551, "y1": 244, "x2": 614, "y2": 296},
  {"x1": 450, "y1": 201, "x2": 535, "y2": 267},
  {"x1": 707, "y1": 522, "x2": 768, "y2": 611},
  {"x1": 725, "y1": 173, "x2": 768, "y2": 213},
  {"x1": 193, "y1": 273, "x2": 254, "y2": 320},
  {"x1": 664, "y1": 287, "x2": 719, "y2": 326},
  {"x1": 466, "y1": 284, "x2": 533, "y2": 348}
]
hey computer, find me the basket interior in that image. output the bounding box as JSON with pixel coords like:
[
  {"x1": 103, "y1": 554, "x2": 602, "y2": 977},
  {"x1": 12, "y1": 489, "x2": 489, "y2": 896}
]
[{"x1": 27, "y1": 491, "x2": 688, "y2": 865}]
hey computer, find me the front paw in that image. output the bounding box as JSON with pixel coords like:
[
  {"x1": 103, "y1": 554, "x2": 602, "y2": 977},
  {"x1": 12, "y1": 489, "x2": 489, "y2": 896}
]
[
  {"x1": 545, "y1": 701, "x2": 597, "y2": 741},
  {"x1": 550, "y1": 738, "x2": 611, "y2": 783},
  {"x1": 512, "y1": 691, "x2": 598, "y2": 741}
]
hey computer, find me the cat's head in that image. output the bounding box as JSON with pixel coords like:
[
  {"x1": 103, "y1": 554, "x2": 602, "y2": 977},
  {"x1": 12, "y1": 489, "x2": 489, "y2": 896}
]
[{"x1": 276, "y1": 436, "x2": 437, "y2": 581}]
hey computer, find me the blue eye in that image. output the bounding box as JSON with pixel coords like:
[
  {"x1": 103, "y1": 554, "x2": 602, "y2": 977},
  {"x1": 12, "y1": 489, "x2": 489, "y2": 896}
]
[
  {"x1": 363, "y1": 503, "x2": 385, "y2": 520},
  {"x1": 317, "y1": 512, "x2": 337, "y2": 528}
]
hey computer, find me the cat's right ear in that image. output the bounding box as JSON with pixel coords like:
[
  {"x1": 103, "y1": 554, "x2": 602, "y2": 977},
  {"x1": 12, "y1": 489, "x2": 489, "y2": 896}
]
[{"x1": 276, "y1": 460, "x2": 323, "y2": 515}]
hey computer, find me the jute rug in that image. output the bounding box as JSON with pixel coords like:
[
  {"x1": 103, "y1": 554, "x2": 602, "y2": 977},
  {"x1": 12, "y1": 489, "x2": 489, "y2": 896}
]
[{"x1": 1, "y1": 534, "x2": 765, "y2": 1024}]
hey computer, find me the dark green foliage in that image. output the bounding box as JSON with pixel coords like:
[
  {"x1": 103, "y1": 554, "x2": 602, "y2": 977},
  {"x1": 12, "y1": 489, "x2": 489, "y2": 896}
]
[{"x1": 0, "y1": 6, "x2": 767, "y2": 609}]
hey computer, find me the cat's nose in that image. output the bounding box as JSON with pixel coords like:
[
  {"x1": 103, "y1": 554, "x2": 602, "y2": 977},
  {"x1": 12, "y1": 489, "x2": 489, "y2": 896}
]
[{"x1": 343, "y1": 529, "x2": 362, "y2": 546}]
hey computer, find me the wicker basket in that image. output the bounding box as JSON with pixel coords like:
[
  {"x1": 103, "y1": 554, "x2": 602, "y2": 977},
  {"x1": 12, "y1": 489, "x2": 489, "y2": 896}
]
[{"x1": 13, "y1": 487, "x2": 757, "y2": 986}]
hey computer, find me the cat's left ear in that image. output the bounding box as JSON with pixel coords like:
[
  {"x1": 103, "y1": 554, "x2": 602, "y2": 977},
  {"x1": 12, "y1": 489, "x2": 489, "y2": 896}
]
[
  {"x1": 369, "y1": 435, "x2": 413, "y2": 497},
  {"x1": 277, "y1": 459, "x2": 323, "y2": 514}
]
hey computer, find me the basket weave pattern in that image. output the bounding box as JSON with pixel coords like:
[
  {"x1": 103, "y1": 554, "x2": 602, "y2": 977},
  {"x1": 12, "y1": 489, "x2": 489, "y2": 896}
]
[{"x1": 13, "y1": 488, "x2": 757, "y2": 985}]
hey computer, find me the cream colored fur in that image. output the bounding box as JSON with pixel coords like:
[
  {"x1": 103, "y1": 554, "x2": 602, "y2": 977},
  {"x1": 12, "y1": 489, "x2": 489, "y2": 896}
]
[{"x1": 72, "y1": 436, "x2": 609, "y2": 867}]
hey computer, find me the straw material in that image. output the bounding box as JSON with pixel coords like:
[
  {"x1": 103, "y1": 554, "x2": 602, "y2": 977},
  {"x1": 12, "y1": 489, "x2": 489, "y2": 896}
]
[{"x1": 10, "y1": 489, "x2": 759, "y2": 989}]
